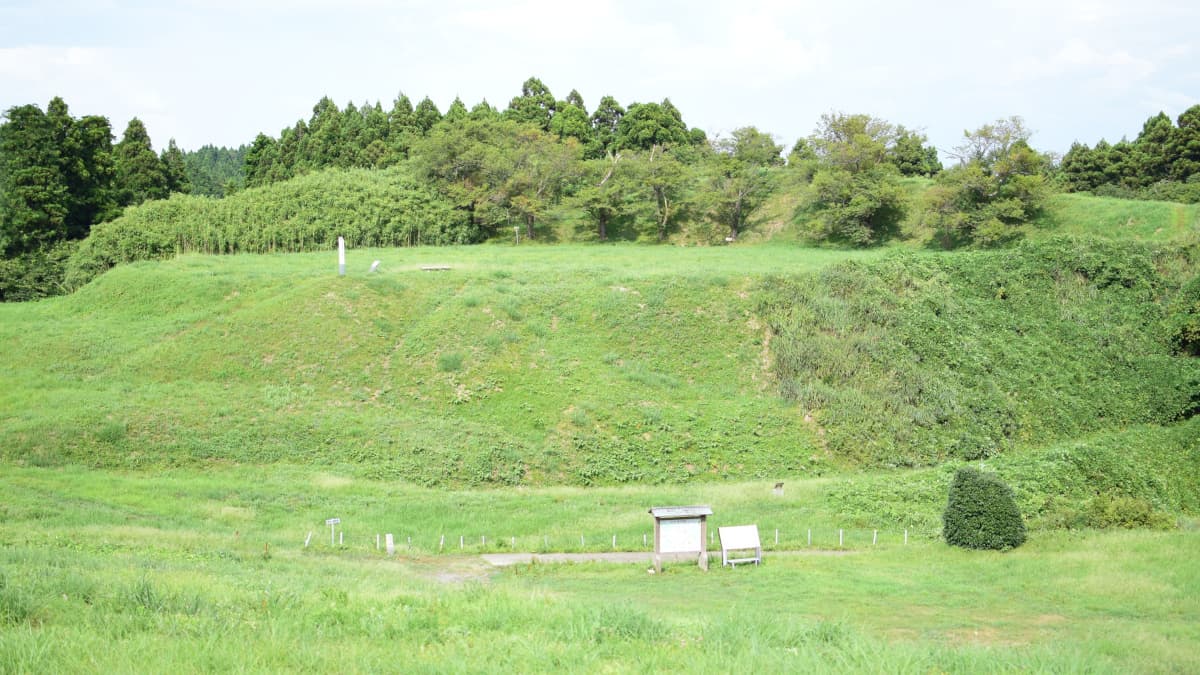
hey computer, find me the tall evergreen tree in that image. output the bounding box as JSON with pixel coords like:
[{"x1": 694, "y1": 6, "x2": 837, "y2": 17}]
[
  {"x1": 161, "y1": 139, "x2": 190, "y2": 194},
  {"x1": 113, "y1": 117, "x2": 168, "y2": 206},
  {"x1": 1168, "y1": 104, "x2": 1200, "y2": 181},
  {"x1": 469, "y1": 99, "x2": 500, "y2": 121},
  {"x1": 412, "y1": 97, "x2": 442, "y2": 134},
  {"x1": 1131, "y1": 112, "x2": 1174, "y2": 186},
  {"x1": 443, "y1": 97, "x2": 469, "y2": 125},
  {"x1": 61, "y1": 109, "x2": 117, "y2": 237},
  {"x1": 504, "y1": 77, "x2": 556, "y2": 130},
  {"x1": 0, "y1": 103, "x2": 69, "y2": 253},
  {"x1": 587, "y1": 95, "x2": 625, "y2": 159}
]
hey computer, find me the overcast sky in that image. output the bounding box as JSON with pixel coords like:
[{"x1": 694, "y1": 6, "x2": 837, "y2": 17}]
[{"x1": 2, "y1": 0, "x2": 1196, "y2": 159}]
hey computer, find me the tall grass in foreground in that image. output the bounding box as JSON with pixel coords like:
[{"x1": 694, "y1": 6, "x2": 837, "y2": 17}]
[{"x1": 0, "y1": 516, "x2": 1195, "y2": 673}]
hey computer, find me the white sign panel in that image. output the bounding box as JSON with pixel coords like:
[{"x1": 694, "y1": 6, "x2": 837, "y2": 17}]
[
  {"x1": 659, "y1": 517, "x2": 702, "y2": 553},
  {"x1": 325, "y1": 518, "x2": 341, "y2": 525},
  {"x1": 719, "y1": 525, "x2": 761, "y2": 551}
]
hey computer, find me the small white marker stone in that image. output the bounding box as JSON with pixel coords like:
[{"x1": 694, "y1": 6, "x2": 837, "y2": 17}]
[
  {"x1": 385, "y1": 534, "x2": 394, "y2": 555},
  {"x1": 369, "y1": 260, "x2": 380, "y2": 273}
]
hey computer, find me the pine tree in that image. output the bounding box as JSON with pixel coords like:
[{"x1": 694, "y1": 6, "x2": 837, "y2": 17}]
[
  {"x1": 161, "y1": 139, "x2": 190, "y2": 194},
  {"x1": 1168, "y1": 105, "x2": 1200, "y2": 181},
  {"x1": 412, "y1": 97, "x2": 442, "y2": 134},
  {"x1": 113, "y1": 118, "x2": 167, "y2": 206},
  {"x1": 0, "y1": 103, "x2": 70, "y2": 254}
]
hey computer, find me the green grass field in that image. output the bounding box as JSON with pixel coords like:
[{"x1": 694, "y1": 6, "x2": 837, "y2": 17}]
[{"x1": 2, "y1": 464, "x2": 1197, "y2": 672}]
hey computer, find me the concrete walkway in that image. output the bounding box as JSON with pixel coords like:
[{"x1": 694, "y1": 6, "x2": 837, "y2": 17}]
[{"x1": 481, "y1": 549, "x2": 852, "y2": 567}]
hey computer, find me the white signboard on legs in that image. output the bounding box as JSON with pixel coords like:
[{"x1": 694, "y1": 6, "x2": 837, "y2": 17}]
[{"x1": 659, "y1": 517, "x2": 702, "y2": 553}]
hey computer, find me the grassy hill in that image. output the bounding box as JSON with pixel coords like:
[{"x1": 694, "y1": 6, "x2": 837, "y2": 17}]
[
  {"x1": 5, "y1": 246, "x2": 892, "y2": 484},
  {"x1": 4, "y1": 237, "x2": 1197, "y2": 495}
]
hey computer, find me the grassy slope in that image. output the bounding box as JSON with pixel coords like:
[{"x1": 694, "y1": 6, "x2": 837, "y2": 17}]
[
  {"x1": 1033, "y1": 193, "x2": 1200, "y2": 241},
  {"x1": 2, "y1": 245, "x2": 897, "y2": 485}
]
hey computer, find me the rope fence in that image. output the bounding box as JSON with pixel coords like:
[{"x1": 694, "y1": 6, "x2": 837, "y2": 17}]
[{"x1": 306, "y1": 526, "x2": 922, "y2": 554}]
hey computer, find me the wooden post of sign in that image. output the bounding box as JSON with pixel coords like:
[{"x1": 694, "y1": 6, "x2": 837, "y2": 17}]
[
  {"x1": 775, "y1": 529, "x2": 779, "y2": 545},
  {"x1": 376, "y1": 534, "x2": 380, "y2": 551},
  {"x1": 460, "y1": 536, "x2": 463, "y2": 550},
  {"x1": 338, "y1": 237, "x2": 345, "y2": 276},
  {"x1": 873, "y1": 530, "x2": 878, "y2": 546},
  {"x1": 904, "y1": 529, "x2": 908, "y2": 545},
  {"x1": 808, "y1": 529, "x2": 812, "y2": 546},
  {"x1": 838, "y1": 529, "x2": 843, "y2": 547},
  {"x1": 304, "y1": 532, "x2": 312, "y2": 547},
  {"x1": 439, "y1": 535, "x2": 445, "y2": 551}
]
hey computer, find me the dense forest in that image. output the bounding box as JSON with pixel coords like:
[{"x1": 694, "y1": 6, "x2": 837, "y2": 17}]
[{"x1": 2, "y1": 76, "x2": 1198, "y2": 301}]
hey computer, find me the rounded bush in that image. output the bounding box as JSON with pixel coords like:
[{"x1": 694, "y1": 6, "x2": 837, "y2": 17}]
[{"x1": 943, "y1": 466, "x2": 1026, "y2": 550}]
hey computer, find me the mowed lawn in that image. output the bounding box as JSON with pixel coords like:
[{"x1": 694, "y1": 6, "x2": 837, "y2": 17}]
[{"x1": 1, "y1": 465, "x2": 1197, "y2": 673}]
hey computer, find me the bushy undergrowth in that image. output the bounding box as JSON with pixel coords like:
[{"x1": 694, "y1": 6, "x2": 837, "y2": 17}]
[
  {"x1": 761, "y1": 237, "x2": 1200, "y2": 467},
  {"x1": 64, "y1": 167, "x2": 472, "y2": 290},
  {"x1": 0, "y1": 239, "x2": 77, "y2": 302},
  {"x1": 826, "y1": 419, "x2": 1200, "y2": 535},
  {"x1": 943, "y1": 466, "x2": 1026, "y2": 550}
]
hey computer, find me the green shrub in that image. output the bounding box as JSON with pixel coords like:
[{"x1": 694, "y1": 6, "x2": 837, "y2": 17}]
[
  {"x1": 1085, "y1": 494, "x2": 1175, "y2": 529},
  {"x1": 1168, "y1": 275, "x2": 1200, "y2": 356},
  {"x1": 943, "y1": 466, "x2": 1026, "y2": 550},
  {"x1": 0, "y1": 239, "x2": 77, "y2": 302}
]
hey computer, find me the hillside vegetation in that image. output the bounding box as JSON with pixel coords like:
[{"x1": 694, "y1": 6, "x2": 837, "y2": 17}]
[{"x1": 4, "y1": 240, "x2": 1197, "y2": 498}]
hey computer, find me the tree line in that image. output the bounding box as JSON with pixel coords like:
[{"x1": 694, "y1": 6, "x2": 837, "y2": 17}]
[
  {"x1": 3, "y1": 77, "x2": 1198, "y2": 301},
  {"x1": 1060, "y1": 107, "x2": 1200, "y2": 203}
]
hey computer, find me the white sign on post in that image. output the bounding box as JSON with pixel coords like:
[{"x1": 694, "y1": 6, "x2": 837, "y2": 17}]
[
  {"x1": 337, "y1": 237, "x2": 346, "y2": 276},
  {"x1": 326, "y1": 518, "x2": 340, "y2": 546}
]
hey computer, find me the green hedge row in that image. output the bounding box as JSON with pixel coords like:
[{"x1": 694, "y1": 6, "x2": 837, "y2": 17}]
[{"x1": 64, "y1": 167, "x2": 473, "y2": 290}]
